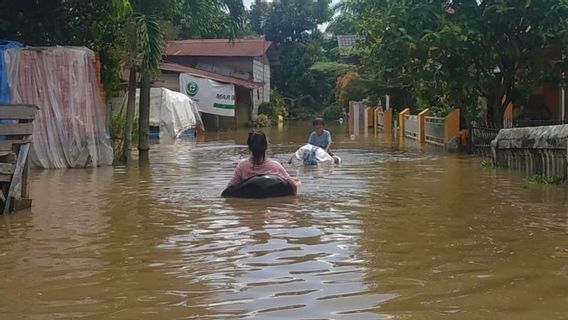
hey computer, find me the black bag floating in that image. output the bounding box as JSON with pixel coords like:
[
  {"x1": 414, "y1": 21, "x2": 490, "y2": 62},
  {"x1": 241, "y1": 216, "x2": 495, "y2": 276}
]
[{"x1": 222, "y1": 175, "x2": 296, "y2": 198}]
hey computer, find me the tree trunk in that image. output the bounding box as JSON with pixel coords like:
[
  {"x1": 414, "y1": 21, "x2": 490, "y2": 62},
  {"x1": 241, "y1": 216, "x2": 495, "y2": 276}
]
[
  {"x1": 486, "y1": 73, "x2": 508, "y2": 127},
  {"x1": 138, "y1": 72, "x2": 151, "y2": 160},
  {"x1": 121, "y1": 67, "x2": 137, "y2": 162}
]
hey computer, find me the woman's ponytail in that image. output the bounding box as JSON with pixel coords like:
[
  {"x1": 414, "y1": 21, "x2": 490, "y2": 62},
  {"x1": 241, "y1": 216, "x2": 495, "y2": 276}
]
[{"x1": 248, "y1": 131, "x2": 268, "y2": 165}]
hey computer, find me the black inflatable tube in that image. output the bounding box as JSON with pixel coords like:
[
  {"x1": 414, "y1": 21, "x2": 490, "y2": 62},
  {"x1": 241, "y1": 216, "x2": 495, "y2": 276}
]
[{"x1": 222, "y1": 175, "x2": 296, "y2": 198}]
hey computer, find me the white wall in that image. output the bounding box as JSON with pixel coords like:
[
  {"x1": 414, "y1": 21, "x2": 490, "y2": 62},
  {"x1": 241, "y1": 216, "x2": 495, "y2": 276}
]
[{"x1": 252, "y1": 55, "x2": 271, "y2": 118}]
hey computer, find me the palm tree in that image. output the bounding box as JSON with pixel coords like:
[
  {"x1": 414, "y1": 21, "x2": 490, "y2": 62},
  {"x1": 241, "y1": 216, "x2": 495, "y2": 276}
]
[
  {"x1": 134, "y1": 13, "x2": 164, "y2": 159},
  {"x1": 120, "y1": 0, "x2": 245, "y2": 161},
  {"x1": 120, "y1": 5, "x2": 164, "y2": 161}
]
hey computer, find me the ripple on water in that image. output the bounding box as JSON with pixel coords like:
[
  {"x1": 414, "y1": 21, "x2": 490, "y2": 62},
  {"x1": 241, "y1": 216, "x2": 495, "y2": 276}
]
[{"x1": 1, "y1": 125, "x2": 568, "y2": 319}]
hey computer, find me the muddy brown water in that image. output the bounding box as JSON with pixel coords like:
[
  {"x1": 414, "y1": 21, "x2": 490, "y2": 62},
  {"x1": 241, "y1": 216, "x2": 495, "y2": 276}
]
[{"x1": 1, "y1": 122, "x2": 568, "y2": 319}]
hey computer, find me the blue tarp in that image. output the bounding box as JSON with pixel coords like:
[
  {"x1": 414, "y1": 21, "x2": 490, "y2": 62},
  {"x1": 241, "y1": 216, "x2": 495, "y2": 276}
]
[{"x1": 0, "y1": 40, "x2": 24, "y2": 104}]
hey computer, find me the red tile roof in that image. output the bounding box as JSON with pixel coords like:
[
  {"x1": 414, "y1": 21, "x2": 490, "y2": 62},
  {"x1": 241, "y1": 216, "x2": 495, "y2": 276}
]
[
  {"x1": 165, "y1": 38, "x2": 272, "y2": 57},
  {"x1": 160, "y1": 62, "x2": 264, "y2": 89}
]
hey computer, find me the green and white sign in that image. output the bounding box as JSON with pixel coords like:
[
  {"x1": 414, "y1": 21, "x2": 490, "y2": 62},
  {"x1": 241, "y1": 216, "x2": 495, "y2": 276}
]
[{"x1": 179, "y1": 73, "x2": 235, "y2": 117}]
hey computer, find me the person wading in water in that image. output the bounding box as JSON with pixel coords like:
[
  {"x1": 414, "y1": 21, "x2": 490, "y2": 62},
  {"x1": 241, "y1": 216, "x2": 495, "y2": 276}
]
[{"x1": 227, "y1": 131, "x2": 301, "y2": 191}]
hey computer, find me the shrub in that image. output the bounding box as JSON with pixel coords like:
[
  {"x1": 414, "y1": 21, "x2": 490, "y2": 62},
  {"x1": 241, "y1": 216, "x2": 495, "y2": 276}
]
[
  {"x1": 258, "y1": 90, "x2": 288, "y2": 122},
  {"x1": 109, "y1": 111, "x2": 126, "y2": 160},
  {"x1": 528, "y1": 175, "x2": 562, "y2": 185},
  {"x1": 258, "y1": 102, "x2": 278, "y2": 121},
  {"x1": 322, "y1": 103, "x2": 344, "y2": 121},
  {"x1": 336, "y1": 70, "x2": 368, "y2": 107},
  {"x1": 255, "y1": 114, "x2": 271, "y2": 127}
]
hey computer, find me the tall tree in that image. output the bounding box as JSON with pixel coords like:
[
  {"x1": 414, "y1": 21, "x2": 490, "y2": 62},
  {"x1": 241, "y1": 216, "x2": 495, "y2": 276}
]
[
  {"x1": 173, "y1": 0, "x2": 246, "y2": 39},
  {"x1": 250, "y1": 0, "x2": 333, "y2": 116},
  {"x1": 0, "y1": 0, "x2": 132, "y2": 95},
  {"x1": 349, "y1": 0, "x2": 568, "y2": 124},
  {"x1": 478, "y1": 0, "x2": 568, "y2": 124}
]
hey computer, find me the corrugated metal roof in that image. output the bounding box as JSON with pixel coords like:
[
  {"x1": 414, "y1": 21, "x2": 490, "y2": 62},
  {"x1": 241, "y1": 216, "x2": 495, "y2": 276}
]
[
  {"x1": 165, "y1": 38, "x2": 272, "y2": 57},
  {"x1": 160, "y1": 62, "x2": 264, "y2": 89}
]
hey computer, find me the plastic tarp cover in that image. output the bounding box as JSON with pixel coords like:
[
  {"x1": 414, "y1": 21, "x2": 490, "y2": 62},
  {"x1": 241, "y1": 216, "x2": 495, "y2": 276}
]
[
  {"x1": 133, "y1": 87, "x2": 204, "y2": 141},
  {"x1": 0, "y1": 40, "x2": 23, "y2": 104},
  {"x1": 294, "y1": 144, "x2": 334, "y2": 165},
  {"x1": 5, "y1": 47, "x2": 114, "y2": 168},
  {"x1": 0, "y1": 41, "x2": 24, "y2": 141}
]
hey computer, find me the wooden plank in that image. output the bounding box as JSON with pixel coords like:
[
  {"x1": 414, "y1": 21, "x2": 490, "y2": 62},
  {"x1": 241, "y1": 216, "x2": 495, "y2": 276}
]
[
  {"x1": 0, "y1": 174, "x2": 11, "y2": 182},
  {"x1": 11, "y1": 198, "x2": 32, "y2": 212},
  {"x1": 3, "y1": 144, "x2": 29, "y2": 214},
  {"x1": 21, "y1": 157, "x2": 29, "y2": 199},
  {"x1": 0, "y1": 139, "x2": 31, "y2": 152},
  {"x1": 0, "y1": 163, "x2": 15, "y2": 175},
  {"x1": 0, "y1": 123, "x2": 34, "y2": 136},
  {"x1": 0, "y1": 105, "x2": 39, "y2": 120},
  {"x1": 0, "y1": 153, "x2": 17, "y2": 164}
]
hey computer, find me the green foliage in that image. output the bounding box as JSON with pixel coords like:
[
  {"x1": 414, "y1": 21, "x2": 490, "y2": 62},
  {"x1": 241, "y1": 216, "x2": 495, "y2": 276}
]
[
  {"x1": 258, "y1": 101, "x2": 285, "y2": 122},
  {"x1": 0, "y1": 0, "x2": 246, "y2": 95},
  {"x1": 249, "y1": 0, "x2": 333, "y2": 116},
  {"x1": 429, "y1": 105, "x2": 454, "y2": 118},
  {"x1": 325, "y1": 10, "x2": 357, "y2": 36},
  {"x1": 0, "y1": 0, "x2": 133, "y2": 96},
  {"x1": 110, "y1": 109, "x2": 127, "y2": 160},
  {"x1": 110, "y1": 100, "x2": 141, "y2": 159},
  {"x1": 258, "y1": 90, "x2": 288, "y2": 121},
  {"x1": 306, "y1": 61, "x2": 354, "y2": 110},
  {"x1": 134, "y1": 14, "x2": 164, "y2": 74},
  {"x1": 254, "y1": 114, "x2": 271, "y2": 128},
  {"x1": 528, "y1": 175, "x2": 563, "y2": 185},
  {"x1": 347, "y1": 0, "x2": 568, "y2": 124},
  {"x1": 415, "y1": 95, "x2": 454, "y2": 117},
  {"x1": 310, "y1": 62, "x2": 354, "y2": 76},
  {"x1": 250, "y1": 0, "x2": 332, "y2": 43},
  {"x1": 336, "y1": 70, "x2": 369, "y2": 107},
  {"x1": 172, "y1": 0, "x2": 246, "y2": 39},
  {"x1": 322, "y1": 103, "x2": 344, "y2": 121},
  {"x1": 480, "y1": 159, "x2": 495, "y2": 168}
]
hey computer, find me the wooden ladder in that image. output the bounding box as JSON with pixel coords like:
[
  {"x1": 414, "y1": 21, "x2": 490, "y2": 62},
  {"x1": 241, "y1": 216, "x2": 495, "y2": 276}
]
[{"x1": 0, "y1": 104, "x2": 39, "y2": 214}]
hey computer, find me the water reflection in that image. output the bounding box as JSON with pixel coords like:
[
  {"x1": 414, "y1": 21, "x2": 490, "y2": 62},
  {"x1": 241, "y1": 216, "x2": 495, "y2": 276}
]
[{"x1": 0, "y1": 122, "x2": 567, "y2": 319}]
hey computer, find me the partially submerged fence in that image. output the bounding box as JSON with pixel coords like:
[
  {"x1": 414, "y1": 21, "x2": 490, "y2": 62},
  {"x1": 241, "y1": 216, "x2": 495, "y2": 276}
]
[
  {"x1": 491, "y1": 125, "x2": 568, "y2": 181},
  {"x1": 348, "y1": 103, "x2": 460, "y2": 148},
  {"x1": 399, "y1": 108, "x2": 461, "y2": 149},
  {"x1": 471, "y1": 126, "x2": 500, "y2": 157},
  {"x1": 349, "y1": 102, "x2": 394, "y2": 135},
  {"x1": 404, "y1": 114, "x2": 419, "y2": 139},
  {"x1": 374, "y1": 108, "x2": 393, "y2": 133},
  {"x1": 424, "y1": 116, "x2": 445, "y2": 145},
  {"x1": 348, "y1": 101, "x2": 366, "y2": 135}
]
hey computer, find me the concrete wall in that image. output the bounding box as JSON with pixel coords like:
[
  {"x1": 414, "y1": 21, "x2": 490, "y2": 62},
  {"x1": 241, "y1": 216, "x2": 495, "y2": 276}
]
[{"x1": 491, "y1": 124, "x2": 568, "y2": 180}]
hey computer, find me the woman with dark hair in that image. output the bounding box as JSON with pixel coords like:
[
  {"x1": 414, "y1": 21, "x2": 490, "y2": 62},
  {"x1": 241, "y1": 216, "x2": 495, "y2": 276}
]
[{"x1": 227, "y1": 131, "x2": 301, "y2": 191}]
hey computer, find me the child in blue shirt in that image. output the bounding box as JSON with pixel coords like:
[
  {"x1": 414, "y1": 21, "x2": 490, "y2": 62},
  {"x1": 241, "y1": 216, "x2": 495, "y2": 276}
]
[{"x1": 308, "y1": 118, "x2": 333, "y2": 155}]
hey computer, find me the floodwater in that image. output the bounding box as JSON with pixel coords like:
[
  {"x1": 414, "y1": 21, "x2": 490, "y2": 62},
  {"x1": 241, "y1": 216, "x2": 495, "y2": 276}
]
[{"x1": 1, "y1": 122, "x2": 568, "y2": 320}]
